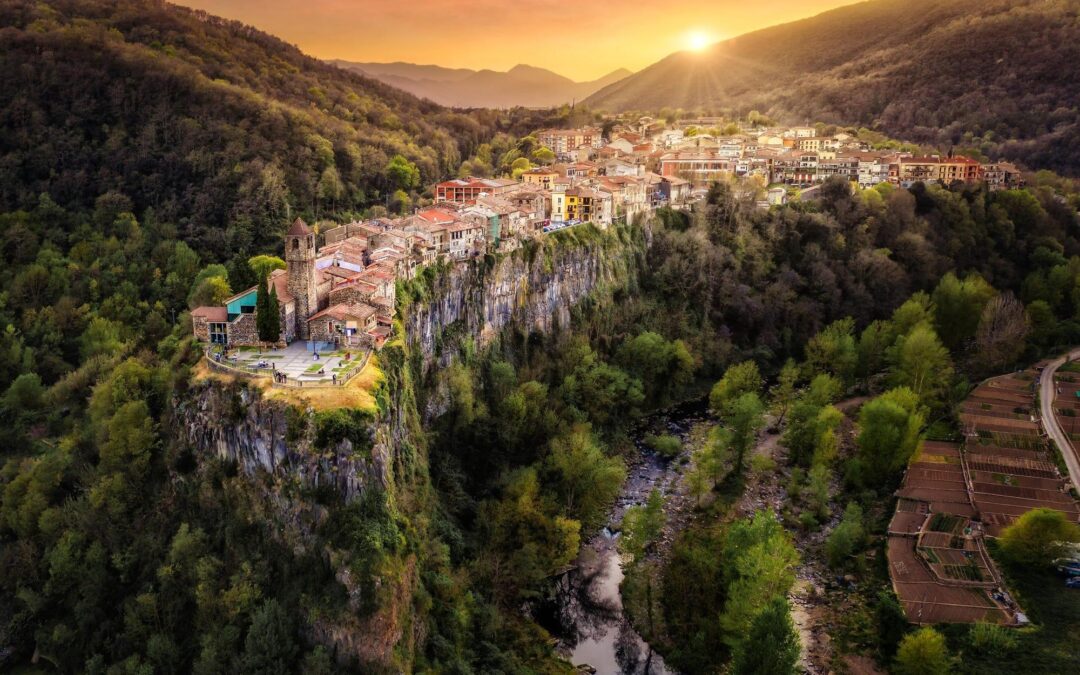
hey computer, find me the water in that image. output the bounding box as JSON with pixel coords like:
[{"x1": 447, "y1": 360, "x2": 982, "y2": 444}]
[{"x1": 540, "y1": 399, "x2": 708, "y2": 675}]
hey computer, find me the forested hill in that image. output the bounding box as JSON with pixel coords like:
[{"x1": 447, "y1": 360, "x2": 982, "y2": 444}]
[
  {"x1": 584, "y1": 0, "x2": 1080, "y2": 175},
  {"x1": 0, "y1": 0, "x2": 514, "y2": 256}
]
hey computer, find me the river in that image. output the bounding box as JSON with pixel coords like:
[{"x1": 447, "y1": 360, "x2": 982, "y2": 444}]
[{"x1": 538, "y1": 399, "x2": 709, "y2": 675}]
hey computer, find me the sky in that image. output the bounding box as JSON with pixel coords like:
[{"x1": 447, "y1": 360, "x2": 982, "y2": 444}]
[{"x1": 177, "y1": 0, "x2": 861, "y2": 81}]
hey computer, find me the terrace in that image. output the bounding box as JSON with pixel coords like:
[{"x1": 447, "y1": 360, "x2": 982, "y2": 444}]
[
  {"x1": 205, "y1": 341, "x2": 370, "y2": 388},
  {"x1": 887, "y1": 366, "x2": 1080, "y2": 625}
]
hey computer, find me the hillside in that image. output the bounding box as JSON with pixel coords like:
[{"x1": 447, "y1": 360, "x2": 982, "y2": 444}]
[
  {"x1": 584, "y1": 0, "x2": 1080, "y2": 174},
  {"x1": 331, "y1": 60, "x2": 631, "y2": 108},
  {"x1": 0, "y1": 0, "x2": 519, "y2": 258}
]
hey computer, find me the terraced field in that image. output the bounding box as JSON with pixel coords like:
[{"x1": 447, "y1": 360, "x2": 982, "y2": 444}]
[{"x1": 887, "y1": 367, "x2": 1080, "y2": 625}]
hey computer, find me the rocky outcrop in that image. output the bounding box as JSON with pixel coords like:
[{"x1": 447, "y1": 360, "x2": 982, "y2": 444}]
[
  {"x1": 404, "y1": 226, "x2": 648, "y2": 377},
  {"x1": 176, "y1": 382, "x2": 388, "y2": 500}
]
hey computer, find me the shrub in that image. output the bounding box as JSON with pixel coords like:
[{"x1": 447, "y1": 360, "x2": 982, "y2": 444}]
[
  {"x1": 968, "y1": 621, "x2": 1017, "y2": 655},
  {"x1": 645, "y1": 433, "x2": 682, "y2": 458},
  {"x1": 313, "y1": 408, "x2": 375, "y2": 454},
  {"x1": 894, "y1": 627, "x2": 951, "y2": 675}
]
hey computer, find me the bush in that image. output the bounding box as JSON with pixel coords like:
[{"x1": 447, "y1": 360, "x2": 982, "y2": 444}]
[
  {"x1": 894, "y1": 627, "x2": 951, "y2": 675},
  {"x1": 313, "y1": 408, "x2": 375, "y2": 454},
  {"x1": 826, "y1": 503, "x2": 866, "y2": 568},
  {"x1": 750, "y1": 452, "x2": 777, "y2": 474},
  {"x1": 645, "y1": 433, "x2": 682, "y2": 458},
  {"x1": 968, "y1": 621, "x2": 1017, "y2": 655}
]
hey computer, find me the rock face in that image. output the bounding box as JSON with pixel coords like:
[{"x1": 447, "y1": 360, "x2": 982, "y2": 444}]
[
  {"x1": 405, "y1": 228, "x2": 647, "y2": 377},
  {"x1": 176, "y1": 382, "x2": 388, "y2": 501}
]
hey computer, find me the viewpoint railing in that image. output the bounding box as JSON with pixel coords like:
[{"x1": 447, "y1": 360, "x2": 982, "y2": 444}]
[{"x1": 204, "y1": 346, "x2": 370, "y2": 389}]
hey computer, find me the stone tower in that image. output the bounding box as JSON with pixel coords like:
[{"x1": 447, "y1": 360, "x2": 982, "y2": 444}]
[{"x1": 285, "y1": 217, "x2": 317, "y2": 340}]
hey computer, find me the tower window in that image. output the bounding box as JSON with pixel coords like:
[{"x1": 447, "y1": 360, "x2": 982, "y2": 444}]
[{"x1": 292, "y1": 238, "x2": 299, "y2": 250}]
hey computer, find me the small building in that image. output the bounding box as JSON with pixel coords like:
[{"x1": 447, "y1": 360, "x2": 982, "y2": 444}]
[{"x1": 307, "y1": 303, "x2": 377, "y2": 346}]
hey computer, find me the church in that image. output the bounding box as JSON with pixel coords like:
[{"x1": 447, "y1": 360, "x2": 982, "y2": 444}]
[{"x1": 192, "y1": 218, "x2": 395, "y2": 349}]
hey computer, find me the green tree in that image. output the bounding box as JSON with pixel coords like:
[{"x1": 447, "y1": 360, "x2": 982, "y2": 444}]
[
  {"x1": 769, "y1": 359, "x2": 799, "y2": 426},
  {"x1": 265, "y1": 285, "x2": 281, "y2": 343},
  {"x1": 848, "y1": 388, "x2": 924, "y2": 490},
  {"x1": 805, "y1": 317, "x2": 858, "y2": 384},
  {"x1": 719, "y1": 510, "x2": 799, "y2": 644},
  {"x1": 728, "y1": 392, "x2": 765, "y2": 473},
  {"x1": 998, "y1": 507, "x2": 1080, "y2": 566},
  {"x1": 248, "y1": 255, "x2": 285, "y2": 280},
  {"x1": 894, "y1": 627, "x2": 951, "y2": 675},
  {"x1": 546, "y1": 425, "x2": 626, "y2": 529},
  {"x1": 242, "y1": 599, "x2": 298, "y2": 675},
  {"x1": 385, "y1": 154, "x2": 420, "y2": 191},
  {"x1": 731, "y1": 596, "x2": 800, "y2": 675},
  {"x1": 888, "y1": 323, "x2": 953, "y2": 409},
  {"x1": 80, "y1": 317, "x2": 125, "y2": 360},
  {"x1": 931, "y1": 272, "x2": 995, "y2": 351},
  {"x1": 621, "y1": 489, "x2": 666, "y2": 563},
  {"x1": 188, "y1": 275, "x2": 232, "y2": 309},
  {"x1": 710, "y1": 360, "x2": 762, "y2": 415}
]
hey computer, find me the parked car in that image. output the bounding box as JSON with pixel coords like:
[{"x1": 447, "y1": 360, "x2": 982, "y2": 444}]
[
  {"x1": 1053, "y1": 559, "x2": 1080, "y2": 577},
  {"x1": 1065, "y1": 577, "x2": 1080, "y2": 589}
]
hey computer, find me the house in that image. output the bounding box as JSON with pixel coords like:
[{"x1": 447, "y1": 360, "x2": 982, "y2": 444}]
[
  {"x1": 659, "y1": 176, "x2": 691, "y2": 204},
  {"x1": 659, "y1": 151, "x2": 735, "y2": 183},
  {"x1": 536, "y1": 128, "x2": 603, "y2": 155},
  {"x1": 433, "y1": 176, "x2": 517, "y2": 204},
  {"x1": 551, "y1": 186, "x2": 612, "y2": 227},
  {"x1": 447, "y1": 221, "x2": 485, "y2": 259},
  {"x1": 606, "y1": 137, "x2": 635, "y2": 154},
  {"x1": 520, "y1": 167, "x2": 560, "y2": 190},
  {"x1": 982, "y1": 162, "x2": 1025, "y2": 190},
  {"x1": 307, "y1": 303, "x2": 377, "y2": 346}
]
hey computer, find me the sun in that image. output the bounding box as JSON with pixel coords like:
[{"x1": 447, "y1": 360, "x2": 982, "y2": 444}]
[{"x1": 686, "y1": 30, "x2": 712, "y2": 52}]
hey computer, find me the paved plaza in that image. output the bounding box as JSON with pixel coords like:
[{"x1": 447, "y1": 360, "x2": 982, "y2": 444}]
[{"x1": 213, "y1": 341, "x2": 368, "y2": 385}]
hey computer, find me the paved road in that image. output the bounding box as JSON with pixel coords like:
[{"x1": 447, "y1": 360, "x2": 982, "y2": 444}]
[{"x1": 1038, "y1": 349, "x2": 1080, "y2": 493}]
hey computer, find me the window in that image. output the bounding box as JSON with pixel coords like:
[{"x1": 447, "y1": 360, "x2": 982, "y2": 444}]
[{"x1": 292, "y1": 238, "x2": 299, "y2": 250}]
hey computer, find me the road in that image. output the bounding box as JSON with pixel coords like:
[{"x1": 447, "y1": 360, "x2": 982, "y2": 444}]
[{"x1": 1037, "y1": 349, "x2": 1080, "y2": 494}]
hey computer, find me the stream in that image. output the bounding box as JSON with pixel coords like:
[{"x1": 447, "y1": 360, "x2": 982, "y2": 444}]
[{"x1": 538, "y1": 399, "x2": 709, "y2": 675}]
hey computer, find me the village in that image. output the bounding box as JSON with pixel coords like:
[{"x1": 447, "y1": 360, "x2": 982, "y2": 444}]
[{"x1": 190, "y1": 119, "x2": 1027, "y2": 387}]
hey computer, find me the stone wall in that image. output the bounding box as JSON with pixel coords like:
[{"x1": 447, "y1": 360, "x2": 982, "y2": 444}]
[
  {"x1": 192, "y1": 315, "x2": 210, "y2": 341},
  {"x1": 227, "y1": 313, "x2": 259, "y2": 346}
]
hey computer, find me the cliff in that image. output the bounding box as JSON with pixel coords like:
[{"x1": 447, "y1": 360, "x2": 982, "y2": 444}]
[
  {"x1": 171, "y1": 222, "x2": 649, "y2": 669},
  {"x1": 404, "y1": 224, "x2": 649, "y2": 377}
]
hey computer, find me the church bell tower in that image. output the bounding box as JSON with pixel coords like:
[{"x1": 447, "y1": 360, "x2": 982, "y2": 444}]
[{"x1": 285, "y1": 217, "x2": 317, "y2": 340}]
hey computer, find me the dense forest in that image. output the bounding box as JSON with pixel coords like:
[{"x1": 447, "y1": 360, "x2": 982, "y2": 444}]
[
  {"x1": 0, "y1": 0, "x2": 570, "y2": 260},
  {"x1": 585, "y1": 0, "x2": 1080, "y2": 175},
  {"x1": 2, "y1": 1, "x2": 1080, "y2": 673}
]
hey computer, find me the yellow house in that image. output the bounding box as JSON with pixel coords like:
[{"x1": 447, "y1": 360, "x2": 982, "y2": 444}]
[{"x1": 521, "y1": 167, "x2": 559, "y2": 190}]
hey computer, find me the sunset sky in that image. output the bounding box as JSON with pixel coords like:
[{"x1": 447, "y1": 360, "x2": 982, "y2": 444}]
[{"x1": 178, "y1": 0, "x2": 861, "y2": 80}]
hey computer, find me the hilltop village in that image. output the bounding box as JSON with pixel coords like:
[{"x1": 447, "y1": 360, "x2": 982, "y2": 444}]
[{"x1": 191, "y1": 120, "x2": 1027, "y2": 357}]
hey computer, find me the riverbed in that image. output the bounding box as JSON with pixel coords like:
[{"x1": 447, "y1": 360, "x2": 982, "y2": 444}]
[{"x1": 541, "y1": 400, "x2": 708, "y2": 675}]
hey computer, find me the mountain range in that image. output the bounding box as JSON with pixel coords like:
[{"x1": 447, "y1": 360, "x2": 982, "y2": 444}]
[
  {"x1": 330, "y1": 60, "x2": 631, "y2": 109},
  {"x1": 584, "y1": 0, "x2": 1080, "y2": 174}
]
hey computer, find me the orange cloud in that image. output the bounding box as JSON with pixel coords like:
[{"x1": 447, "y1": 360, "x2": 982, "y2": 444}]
[{"x1": 178, "y1": 0, "x2": 861, "y2": 80}]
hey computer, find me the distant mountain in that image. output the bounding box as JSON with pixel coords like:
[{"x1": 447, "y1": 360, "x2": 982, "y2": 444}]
[
  {"x1": 584, "y1": 0, "x2": 1080, "y2": 174},
  {"x1": 330, "y1": 60, "x2": 631, "y2": 109}
]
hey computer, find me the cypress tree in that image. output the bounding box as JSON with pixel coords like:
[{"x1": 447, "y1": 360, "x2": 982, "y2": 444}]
[
  {"x1": 255, "y1": 273, "x2": 270, "y2": 342},
  {"x1": 266, "y1": 284, "x2": 281, "y2": 343}
]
